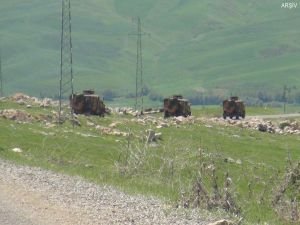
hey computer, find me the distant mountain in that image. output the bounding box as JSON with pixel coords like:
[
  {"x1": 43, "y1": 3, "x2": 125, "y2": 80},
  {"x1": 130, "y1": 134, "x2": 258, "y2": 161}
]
[{"x1": 1, "y1": 0, "x2": 300, "y2": 104}]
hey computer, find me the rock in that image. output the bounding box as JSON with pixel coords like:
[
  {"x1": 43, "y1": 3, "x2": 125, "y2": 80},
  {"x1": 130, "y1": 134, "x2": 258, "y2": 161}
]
[
  {"x1": 257, "y1": 123, "x2": 267, "y2": 132},
  {"x1": 16, "y1": 99, "x2": 25, "y2": 105},
  {"x1": 291, "y1": 121, "x2": 299, "y2": 129},
  {"x1": 10, "y1": 93, "x2": 58, "y2": 107},
  {"x1": 154, "y1": 132, "x2": 162, "y2": 140},
  {"x1": 0, "y1": 109, "x2": 33, "y2": 123},
  {"x1": 11, "y1": 147, "x2": 22, "y2": 153},
  {"x1": 267, "y1": 126, "x2": 275, "y2": 133},
  {"x1": 146, "y1": 129, "x2": 156, "y2": 143},
  {"x1": 159, "y1": 122, "x2": 168, "y2": 128},
  {"x1": 86, "y1": 121, "x2": 95, "y2": 127},
  {"x1": 207, "y1": 219, "x2": 233, "y2": 225},
  {"x1": 207, "y1": 164, "x2": 215, "y2": 171},
  {"x1": 45, "y1": 122, "x2": 56, "y2": 128},
  {"x1": 224, "y1": 157, "x2": 235, "y2": 163},
  {"x1": 111, "y1": 131, "x2": 128, "y2": 137},
  {"x1": 109, "y1": 122, "x2": 120, "y2": 128},
  {"x1": 236, "y1": 159, "x2": 242, "y2": 165},
  {"x1": 174, "y1": 116, "x2": 185, "y2": 123},
  {"x1": 11, "y1": 93, "x2": 31, "y2": 101},
  {"x1": 279, "y1": 121, "x2": 290, "y2": 130},
  {"x1": 40, "y1": 98, "x2": 52, "y2": 107}
]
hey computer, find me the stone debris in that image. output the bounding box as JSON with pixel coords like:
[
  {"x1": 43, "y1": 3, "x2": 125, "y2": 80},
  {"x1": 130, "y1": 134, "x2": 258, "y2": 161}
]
[
  {"x1": 111, "y1": 107, "x2": 161, "y2": 117},
  {"x1": 96, "y1": 125, "x2": 128, "y2": 137},
  {"x1": 224, "y1": 157, "x2": 242, "y2": 165},
  {"x1": 11, "y1": 147, "x2": 22, "y2": 153},
  {"x1": 39, "y1": 98, "x2": 53, "y2": 108},
  {"x1": 10, "y1": 93, "x2": 58, "y2": 108},
  {"x1": 143, "y1": 109, "x2": 161, "y2": 115},
  {"x1": 2, "y1": 93, "x2": 300, "y2": 137},
  {"x1": 86, "y1": 121, "x2": 95, "y2": 127},
  {"x1": 0, "y1": 109, "x2": 34, "y2": 123},
  {"x1": 173, "y1": 116, "x2": 195, "y2": 124},
  {"x1": 109, "y1": 122, "x2": 121, "y2": 128},
  {"x1": 113, "y1": 107, "x2": 138, "y2": 116},
  {"x1": 257, "y1": 123, "x2": 268, "y2": 132},
  {"x1": 146, "y1": 129, "x2": 162, "y2": 143},
  {"x1": 75, "y1": 132, "x2": 99, "y2": 138},
  {"x1": 208, "y1": 117, "x2": 300, "y2": 135}
]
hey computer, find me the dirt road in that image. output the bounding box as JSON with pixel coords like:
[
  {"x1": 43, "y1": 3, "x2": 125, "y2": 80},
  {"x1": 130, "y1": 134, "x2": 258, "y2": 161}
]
[
  {"x1": 0, "y1": 159, "x2": 213, "y2": 225},
  {"x1": 0, "y1": 177, "x2": 86, "y2": 225}
]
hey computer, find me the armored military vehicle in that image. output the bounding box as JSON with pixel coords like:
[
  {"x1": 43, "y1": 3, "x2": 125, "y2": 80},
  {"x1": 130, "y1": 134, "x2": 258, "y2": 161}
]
[
  {"x1": 70, "y1": 90, "x2": 106, "y2": 116},
  {"x1": 222, "y1": 96, "x2": 245, "y2": 119},
  {"x1": 163, "y1": 95, "x2": 191, "y2": 118}
]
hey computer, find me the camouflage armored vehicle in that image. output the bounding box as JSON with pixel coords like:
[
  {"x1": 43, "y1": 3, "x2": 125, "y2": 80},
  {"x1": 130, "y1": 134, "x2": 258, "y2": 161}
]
[
  {"x1": 70, "y1": 90, "x2": 106, "y2": 116},
  {"x1": 163, "y1": 95, "x2": 191, "y2": 118},
  {"x1": 222, "y1": 96, "x2": 245, "y2": 119}
]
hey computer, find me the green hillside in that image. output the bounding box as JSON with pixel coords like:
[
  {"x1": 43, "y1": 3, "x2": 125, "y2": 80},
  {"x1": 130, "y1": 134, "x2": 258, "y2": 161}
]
[{"x1": 1, "y1": 0, "x2": 300, "y2": 103}]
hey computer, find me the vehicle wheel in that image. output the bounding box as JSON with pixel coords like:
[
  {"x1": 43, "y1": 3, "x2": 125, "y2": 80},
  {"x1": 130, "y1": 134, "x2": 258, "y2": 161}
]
[{"x1": 164, "y1": 111, "x2": 169, "y2": 118}]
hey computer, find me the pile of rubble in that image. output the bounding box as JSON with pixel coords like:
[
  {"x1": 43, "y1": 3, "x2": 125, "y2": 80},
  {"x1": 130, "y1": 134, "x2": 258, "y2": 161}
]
[
  {"x1": 130, "y1": 115, "x2": 196, "y2": 129},
  {"x1": 0, "y1": 109, "x2": 35, "y2": 123},
  {"x1": 0, "y1": 108, "x2": 57, "y2": 124},
  {"x1": 208, "y1": 117, "x2": 300, "y2": 135},
  {"x1": 86, "y1": 121, "x2": 129, "y2": 137},
  {"x1": 127, "y1": 114, "x2": 300, "y2": 136},
  {"x1": 110, "y1": 107, "x2": 162, "y2": 117},
  {"x1": 9, "y1": 93, "x2": 58, "y2": 108},
  {"x1": 111, "y1": 107, "x2": 139, "y2": 116}
]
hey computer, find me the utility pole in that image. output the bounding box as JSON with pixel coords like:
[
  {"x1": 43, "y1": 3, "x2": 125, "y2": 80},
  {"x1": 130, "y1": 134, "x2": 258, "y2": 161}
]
[
  {"x1": 282, "y1": 85, "x2": 295, "y2": 114},
  {"x1": 59, "y1": 0, "x2": 74, "y2": 123},
  {"x1": 130, "y1": 17, "x2": 149, "y2": 114},
  {"x1": 0, "y1": 49, "x2": 3, "y2": 97}
]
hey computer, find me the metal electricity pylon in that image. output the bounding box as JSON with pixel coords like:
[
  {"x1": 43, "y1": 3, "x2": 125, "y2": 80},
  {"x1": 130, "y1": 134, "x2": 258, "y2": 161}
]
[
  {"x1": 59, "y1": 0, "x2": 74, "y2": 122},
  {"x1": 130, "y1": 17, "x2": 149, "y2": 114},
  {"x1": 0, "y1": 49, "x2": 3, "y2": 97}
]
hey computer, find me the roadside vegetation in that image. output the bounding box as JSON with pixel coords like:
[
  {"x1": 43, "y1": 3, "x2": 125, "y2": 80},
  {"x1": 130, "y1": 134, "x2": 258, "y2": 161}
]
[{"x1": 1, "y1": 98, "x2": 300, "y2": 224}]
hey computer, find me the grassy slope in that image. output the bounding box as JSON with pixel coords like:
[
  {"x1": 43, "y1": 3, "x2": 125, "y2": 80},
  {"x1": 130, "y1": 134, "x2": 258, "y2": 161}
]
[
  {"x1": 1, "y1": 0, "x2": 300, "y2": 101},
  {"x1": 1, "y1": 100, "x2": 300, "y2": 224}
]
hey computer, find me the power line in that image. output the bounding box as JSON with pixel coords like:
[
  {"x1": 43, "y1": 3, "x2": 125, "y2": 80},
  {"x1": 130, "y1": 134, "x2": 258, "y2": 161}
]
[
  {"x1": 0, "y1": 49, "x2": 3, "y2": 97},
  {"x1": 59, "y1": 0, "x2": 74, "y2": 123}
]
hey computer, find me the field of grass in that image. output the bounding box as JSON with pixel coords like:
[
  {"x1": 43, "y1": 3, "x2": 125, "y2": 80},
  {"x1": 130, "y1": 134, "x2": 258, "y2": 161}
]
[
  {"x1": 1, "y1": 0, "x2": 300, "y2": 100},
  {"x1": 191, "y1": 104, "x2": 300, "y2": 118},
  {"x1": 1, "y1": 99, "x2": 300, "y2": 224}
]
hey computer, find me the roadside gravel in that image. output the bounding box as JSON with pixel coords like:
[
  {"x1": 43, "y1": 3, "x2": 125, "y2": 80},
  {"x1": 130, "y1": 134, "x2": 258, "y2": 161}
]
[{"x1": 0, "y1": 159, "x2": 215, "y2": 225}]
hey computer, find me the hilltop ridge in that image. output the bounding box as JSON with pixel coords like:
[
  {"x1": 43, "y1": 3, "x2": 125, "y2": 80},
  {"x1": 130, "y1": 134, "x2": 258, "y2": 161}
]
[{"x1": 1, "y1": 0, "x2": 300, "y2": 104}]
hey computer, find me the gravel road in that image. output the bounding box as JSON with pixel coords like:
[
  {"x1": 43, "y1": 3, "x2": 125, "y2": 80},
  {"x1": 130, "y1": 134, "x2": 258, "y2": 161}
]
[{"x1": 0, "y1": 159, "x2": 214, "y2": 225}]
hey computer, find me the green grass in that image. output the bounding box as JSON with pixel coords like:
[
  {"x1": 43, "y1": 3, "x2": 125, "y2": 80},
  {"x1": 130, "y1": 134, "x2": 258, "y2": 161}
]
[
  {"x1": 1, "y1": 0, "x2": 300, "y2": 100},
  {"x1": 1, "y1": 99, "x2": 300, "y2": 224},
  {"x1": 191, "y1": 104, "x2": 300, "y2": 117}
]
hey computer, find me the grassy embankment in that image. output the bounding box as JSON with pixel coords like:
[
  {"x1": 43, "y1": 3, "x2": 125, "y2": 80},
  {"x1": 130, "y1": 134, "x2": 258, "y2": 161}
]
[{"x1": 1, "y1": 100, "x2": 300, "y2": 224}]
